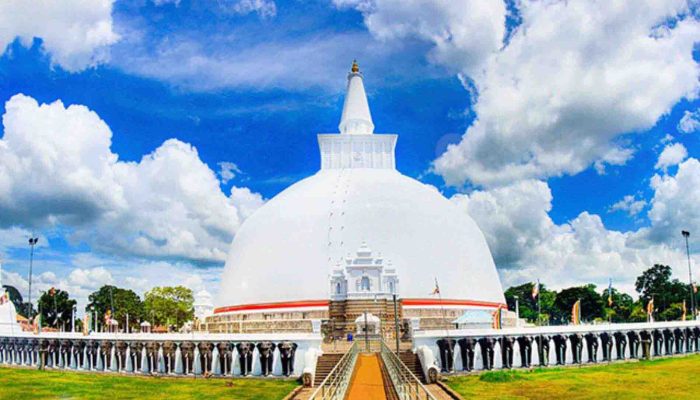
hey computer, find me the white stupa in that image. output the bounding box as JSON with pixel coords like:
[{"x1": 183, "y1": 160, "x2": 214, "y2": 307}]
[{"x1": 214, "y1": 61, "x2": 505, "y2": 320}]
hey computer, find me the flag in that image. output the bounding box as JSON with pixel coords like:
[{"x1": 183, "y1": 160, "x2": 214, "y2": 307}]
[
  {"x1": 104, "y1": 309, "x2": 111, "y2": 324},
  {"x1": 430, "y1": 278, "x2": 440, "y2": 296},
  {"x1": 646, "y1": 297, "x2": 654, "y2": 316},
  {"x1": 33, "y1": 314, "x2": 41, "y2": 334},
  {"x1": 682, "y1": 300, "x2": 687, "y2": 321},
  {"x1": 607, "y1": 279, "x2": 613, "y2": 307},
  {"x1": 572, "y1": 300, "x2": 581, "y2": 325},
  {"x1": 532, "y1": 279, "x2": 540, "y2": 300},
  {"x1": 492, "y1": 305, "x2": 502, "y2": 329},
  {"x1": 49, "y1": 287, "x2": 56, "y2": 297},
  {"x1": 694, "y1": 283, "x2": 698, "y2": 294},
  {"x1": 0, "y1": 291, "x2": 8, "y2": 305}
]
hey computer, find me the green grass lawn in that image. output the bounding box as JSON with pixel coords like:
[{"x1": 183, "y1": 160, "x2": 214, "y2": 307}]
[
  {"x1": 0, "y1": 367, "x2": 299, "y2": 400},
  {"x1": 445, "y1": 354, "x2": 700, "y2": 400}
]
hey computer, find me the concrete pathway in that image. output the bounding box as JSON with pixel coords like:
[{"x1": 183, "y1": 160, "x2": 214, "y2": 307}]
[{"x1": 346, "y1": 353, "x2": 388, "y2": 400}]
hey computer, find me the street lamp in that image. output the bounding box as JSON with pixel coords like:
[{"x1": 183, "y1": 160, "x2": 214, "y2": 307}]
[
  {"x1": 27, "y1": 236, "x2": 38, "y2": 317},
  {"x1": 682, "y1": 230, "x2": 696, "y2": 318}
]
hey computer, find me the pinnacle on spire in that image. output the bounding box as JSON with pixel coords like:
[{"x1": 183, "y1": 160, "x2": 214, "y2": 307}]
[{"x1": 339, "y1": 60, "x2": 374, "y2": 135}]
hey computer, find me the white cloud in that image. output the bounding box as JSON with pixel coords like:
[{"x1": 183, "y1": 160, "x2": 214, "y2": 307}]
[
  {"x1": 218, "y1": 161, "x2": 241, "y2": 184},
  {"x1": 113, "y1": 32, "x2": 371, "y2": 91},
  {"x1": 334, "y1": 0, "x2": 506, "y2": 76},
  {"x1": 0, "y1": 93, "x2": 261, "y2": 263},
  {"x1": 68, "y1": 267, "x2": 113, "y2": 289},
  {"x1": 451, "y1": 180, "x2": 553, "y2": 267},
  {"x1": 226, "y1": 0, "x2": 277, "y2": 18},
  {"x1": 678, "y1": 108, "x2": 700, "y2": 133},
  {"x1": 0, "y1": 0, "x2": 119, "y2": 71},
  {"x1": 452, "y1": 179, "x2": 694, "y2": 294},
  {"x1": 400, "y1": 0, "x2": 699, "y2": 187},
  {"x1": 642, "y1": 157, "x2": 700, "y2": 244},
  {"x1": 655, "y1": 142, "x2": 688, "y2": 171},
  {"x1": 229, "y1": 186, "x2": 265, "y2": 221},
  {"x1": 609, "y1": 195, "x2": 647, "y2": 217}
]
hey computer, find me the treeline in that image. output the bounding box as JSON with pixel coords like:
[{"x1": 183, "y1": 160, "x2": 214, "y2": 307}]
[
  {"x1": 505, "y1": 264, "x2": 698, "y2": 325},
  {"x1": 3, "y1": 284, "x2": 194, "y2": 332}
]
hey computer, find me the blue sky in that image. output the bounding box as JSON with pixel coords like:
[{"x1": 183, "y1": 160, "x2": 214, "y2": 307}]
[{"x1": 1, "y1": 0, "x2": 700, "y2": 310}]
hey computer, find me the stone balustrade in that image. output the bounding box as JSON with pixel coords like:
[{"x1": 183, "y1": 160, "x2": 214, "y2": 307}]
[
  {"x1": 0, "y1": 332, "x2": 322, "y2": 378},
  {"x1": 412, "y1": 320, "x2": 700, "y2": 380}
]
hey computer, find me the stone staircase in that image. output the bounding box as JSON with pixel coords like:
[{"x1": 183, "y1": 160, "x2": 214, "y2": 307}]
[
  {"x1": 313, "y1": 352, "x2": 345, "y2": 386},
  {"x1": 399, "y1": 350, "x2": 426, "y2": 383}
]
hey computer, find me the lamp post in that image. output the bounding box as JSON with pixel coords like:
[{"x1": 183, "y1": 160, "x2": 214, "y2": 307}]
[
  {"x1": 26, "y1": 236, "x2": 38, "y2": 317},
  {"x1": 682, "y1": 230, "x2": 695, "y2": 318}
]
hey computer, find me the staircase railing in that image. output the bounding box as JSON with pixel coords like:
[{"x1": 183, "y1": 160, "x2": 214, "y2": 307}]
[
  {"x1": 309, "y1": 341, "x2": 359, "y2": 400},
  {"x1": 379, "y1": 340, "x2": 436, "y2": 400}
]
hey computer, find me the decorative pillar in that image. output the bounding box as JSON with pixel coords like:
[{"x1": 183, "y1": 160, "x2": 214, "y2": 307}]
[
  {"x1": 141, "y1": 344, "x2": 150, "y2": 374},
  {"x1": 193, "y1": 343, "x2": 202, "y2": 376},
  {"x1": 109, "y1": 342, "x2": 118, "y2": 372},
  {"x1": 272, "y1": 344, "x2": 282, "y2": 376},
  {"x1": 70, "y1": 344, "x2": 77, "y2": 369},
  {"x1": 82, "y1": 344, "x2": 90, "y2": 370},
  {"x1": 211, "y1": 343, "x2": 221, "y2": 376},
  {"x1": 125, "y1": 344, "x2": 134, "y2": 373},
  {"x1": 95, "y1": 344, "x2": 104, "y2": 371},
  {"x1": 58, "y1": 344, "x2": 65, "y2": 369},
  {"x1": 157, "y1": 343, "x2": 166, "y2": 374},
  {"x1": 230, "y1": 345, "x2": 238, "y2": 376},
  {"x1": 174, "y1": 343, "x2": 183, "y2": 375}
]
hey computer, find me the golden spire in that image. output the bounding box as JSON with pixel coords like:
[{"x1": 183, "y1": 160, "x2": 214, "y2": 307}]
[{"x1": 351, "y1": 59, "x2": 359, "y2": 73}]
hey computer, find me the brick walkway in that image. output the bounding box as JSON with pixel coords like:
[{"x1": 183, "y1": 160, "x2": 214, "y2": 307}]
[{"x1": 346, "y1": 353, "x2": 388, "y2": 400}]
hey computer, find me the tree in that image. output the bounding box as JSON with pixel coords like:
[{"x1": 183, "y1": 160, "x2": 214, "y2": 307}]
[
  {"x1": 601, "y1": 287, "x2": 634, "y2": 322},
  {"x1": 143, "y1": 286, "x2": 194, "y2": 329},
  {"x1": 37, "y1": 288, "x2": 76, "y2": 329},
  {"x1": 635, "y1": 264, "x2": 689, "y2": 320},
  {"x1": 553, "y1": 284, "x2": 604, "y2": 323},
  {"x1": 628, "y1": 303, "x2": 648, "y2": 322},
  {"x1": 86, "y1": 285, "x2": 144, "y2": 331},
  {"x1": 504, "y1": 282, "x2": 557, "y2": 324},
  {"x1": 659, "y1": 302, "x2": 685, "y2": 321}
]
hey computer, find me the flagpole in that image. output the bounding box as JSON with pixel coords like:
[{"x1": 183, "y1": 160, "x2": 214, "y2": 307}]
[{"x1": 435, "y1": 278, "x2": 449, "y2": 337}]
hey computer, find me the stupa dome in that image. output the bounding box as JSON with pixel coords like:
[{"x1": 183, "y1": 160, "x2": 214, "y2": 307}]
[{"x1": 215, "y1": 62, "x2": 504, "y2": 316}]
